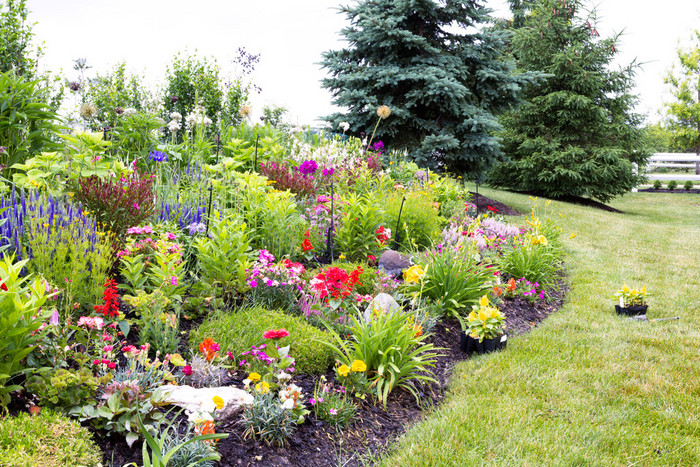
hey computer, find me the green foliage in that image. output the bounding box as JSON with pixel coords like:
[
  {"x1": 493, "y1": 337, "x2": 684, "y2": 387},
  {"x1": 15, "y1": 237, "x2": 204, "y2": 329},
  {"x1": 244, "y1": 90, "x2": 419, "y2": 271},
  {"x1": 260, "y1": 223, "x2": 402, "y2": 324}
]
[
  {"x1": 111, "y1": 111, "x2": 165, "y2": 161},
  {"x1": 0, "y1": 0, "x2": 40, "y2": 78},
  {"x1": 490, "y1": 0, "x2": 650, "y2": 203},
  {"x1": 260, "y1": 104, "x2": 288, "y2": 129},
  {"x1": 25, "y1": 368, "x2": 99, "y2": 411},
  {"x1": 0, "y1": 71, "x2": 63, "y2": 170},
  {"x1": 642, "y1": 122, "x2": 678, "y2": 153},
  {"x1": 191, "y1": 306, "x2": 334, "y2": 375},
  {"x1": 241, "y1": 392, "x2": 297, "y2": 447},
  {"x1": 0, "y1": 256, "x2": 56, "y2": 409},
  {"x1": 664, "y1": 29, "x2": 700, "y2": 154},
  {"x1": 335, "y1": 193, "x2": 385, "y2": 262},
  {"x1": 321, "y1": 0, "x2": 533, "y2": 176},
  {"x1": 81, "y1": 62, "x2": 151, "y2": 131},
  {"x1": 498, "y1": 238, "x2": 561, "y2": 288},
  {"x1": 321, "y1": 311, "x2": 440, "y2": 408},
  {"x1": 683, "y1": 180, "x2": 694, "y2": 191},
  {"x1": 311, "y1": 378, "x2": 357, "y2": 430},
  {"x1": 0, "y1": 410, "x2": 102, "y2": 466},
  {"x1": 125, "y1": 290, "x2": 180, "y2": 357},
  {"x1": 193, "y1": 213, "x2": 254, "y2": 296},
  {"x1": 384, "y1": 191, "x2": 442, "y2": 251},
  {"x1": 407, "y1": 247, "x2": 494, "y2": 319},
  {"x1": 667, "y1": 179, "x2": 678, "y2": 190},
  {"x1": 163, "y1": 52, "x2": 223, "y2": 124},
  {"x1": 653, "y1": 179, "x2": 662, "y2": 190}
]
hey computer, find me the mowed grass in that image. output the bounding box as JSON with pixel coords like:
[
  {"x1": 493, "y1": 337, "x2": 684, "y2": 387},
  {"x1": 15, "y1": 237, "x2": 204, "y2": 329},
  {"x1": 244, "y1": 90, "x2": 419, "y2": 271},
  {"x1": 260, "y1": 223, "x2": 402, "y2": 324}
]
[{"x1": 379, "y1": 188, "x2": 700, "y2": 466}]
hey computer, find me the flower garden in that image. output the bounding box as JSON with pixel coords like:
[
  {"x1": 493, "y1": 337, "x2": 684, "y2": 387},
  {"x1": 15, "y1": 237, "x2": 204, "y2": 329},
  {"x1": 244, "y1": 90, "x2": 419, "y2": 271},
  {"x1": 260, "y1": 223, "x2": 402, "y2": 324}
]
[{"x1": 0, "y1": 102, "x2": 577, "y2": 465}]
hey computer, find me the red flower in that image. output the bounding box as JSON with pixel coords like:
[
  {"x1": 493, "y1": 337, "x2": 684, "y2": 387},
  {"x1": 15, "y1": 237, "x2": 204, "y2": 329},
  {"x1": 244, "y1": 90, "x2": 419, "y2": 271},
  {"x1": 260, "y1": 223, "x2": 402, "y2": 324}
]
[
  {"x1": 93, "y1": 279, "x2": 119, "y2": 318},
  {"x1": 182, "y1": 365, "x2": 193, "y2": 376},
  {"x1": 368, "y1": 254, "x2": 376, "y2": 262},
  {"x1": 0, "y1": 282, "x2": 6, "y2": 291},
  {"x1": 263, "y1": 328, "x2": 290, "y2": 340},
  {"x1": 199, "y1": 338, "x2": 220, "y2": 362},
  {"x1": 302, "y1": 238, "x2": 313, "y2": 252},
  {"x1": 487, "y1": 205, "x2": 498, "y2": 212}
]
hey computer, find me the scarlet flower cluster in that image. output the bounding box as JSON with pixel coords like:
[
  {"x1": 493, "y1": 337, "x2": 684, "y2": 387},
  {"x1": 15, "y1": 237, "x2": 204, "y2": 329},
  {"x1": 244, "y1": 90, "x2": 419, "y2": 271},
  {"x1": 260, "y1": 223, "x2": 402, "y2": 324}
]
[
  {"x1": 309, "y1": 266, "x2": 363, "y2": 302},
  {"x1": 199, "y1": 338, "x2": 220, "y2": 362},
  {"x1": 263, "y1": 328, "x2": 290, "y2": 340},
  {"x1": 93, "y1": 279, "x2": 119, "y2": 318},
  {"x1": 302, "y1": 230, "x2": 314, "y2": 252},
  {"x1": 376, "y1": 225, "x2": 390, "y2": 245}
]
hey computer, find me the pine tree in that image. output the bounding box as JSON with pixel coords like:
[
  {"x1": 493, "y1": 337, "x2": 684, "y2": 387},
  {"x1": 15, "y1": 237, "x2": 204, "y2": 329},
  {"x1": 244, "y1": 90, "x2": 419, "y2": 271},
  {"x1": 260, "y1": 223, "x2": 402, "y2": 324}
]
[
  {"x1": 664, "y1": 29, "x2": 700, "y2": 173},
  {"x1": 489, "y1": 0, "x2": 649, "y2": 203},
  {"x1": 321, "y1": 0, "x2": 532, "y2": 177}
]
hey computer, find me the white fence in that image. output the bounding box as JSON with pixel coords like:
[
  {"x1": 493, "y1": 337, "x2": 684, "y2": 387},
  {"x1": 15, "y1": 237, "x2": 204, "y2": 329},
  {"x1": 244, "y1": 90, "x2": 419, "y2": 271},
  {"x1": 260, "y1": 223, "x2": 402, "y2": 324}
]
[{"x1": 645, "y1": 153, "x2": 700, "y2": 181}]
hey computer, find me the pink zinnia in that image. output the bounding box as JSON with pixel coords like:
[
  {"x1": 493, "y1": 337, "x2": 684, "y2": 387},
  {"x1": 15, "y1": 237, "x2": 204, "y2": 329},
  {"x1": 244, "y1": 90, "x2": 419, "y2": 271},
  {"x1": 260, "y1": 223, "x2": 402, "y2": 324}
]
[
  {"x1": 263, "y1": 328, "x2": 290, "y2": 340},
  {"x1": 108, "y1": 362, "x2": 117, "y2": 369},
  {"x1": 182, "y1": 365, "x2": 193, "y2": 376}
]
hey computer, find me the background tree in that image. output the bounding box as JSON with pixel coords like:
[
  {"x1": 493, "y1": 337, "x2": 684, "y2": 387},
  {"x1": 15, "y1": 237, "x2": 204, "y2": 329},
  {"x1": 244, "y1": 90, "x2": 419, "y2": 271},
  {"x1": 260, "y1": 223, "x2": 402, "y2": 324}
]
[
  {"x1": 664, "y1": 29, "x2": 700, "y2": 173},
  {"x1": 321, "y1": 0, "x2": 533, "y2": 177},
  {"x1": 0, "y1": 0, "x2": 40, "y2": 79},
  {"x1": 489, "y1": 0, "x2": 649, "y2": 203}
]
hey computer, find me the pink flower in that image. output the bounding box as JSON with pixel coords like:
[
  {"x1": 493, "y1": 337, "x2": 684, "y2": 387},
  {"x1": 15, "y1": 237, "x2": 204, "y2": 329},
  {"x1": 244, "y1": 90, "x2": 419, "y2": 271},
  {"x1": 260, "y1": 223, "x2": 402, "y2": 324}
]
[
  {"x1": 122, "y1": 345, "x2": 137, "y2": 354},
  {"x1": 329, "y1": 408, "x2": 337, "y2": 415},
  {"x1": 49, "y1": 309, "x2": 59, "y2": 326},
  {"x1": 263, "y1": 329, "x2": 290, "y2": 340},
  {"x1": 309, "y1": 398, "x2": 316, "y2": 406},
  {"x1": 170, "y1": 276, "x2": 178, "y2": 286},
  {"x1": 108, "y1": 362, "x2": 117, "y2": 369},
  {"x1": 101, "y1": 358, "x2": 110, "y2": 365},
  {"x1": 182, "y1": 365, "x2": 193, "y2": 376},
  {"x1": 103, "y1": 345, "x2": 113, "y2": 352},
  {"x1": 93, "y1": 359, "x2": 100, "y2": 365},
  {"x1": 133, "y1": 202, "x2": 140, "y2": 210},
  {"x1": 166, "y1": 232, "x2": 176, "y2": 240}
]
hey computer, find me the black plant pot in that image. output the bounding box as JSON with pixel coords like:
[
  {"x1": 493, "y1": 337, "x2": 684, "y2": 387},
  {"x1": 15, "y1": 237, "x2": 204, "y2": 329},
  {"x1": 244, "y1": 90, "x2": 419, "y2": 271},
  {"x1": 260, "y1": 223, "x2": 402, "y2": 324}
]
[
  {"x1": 460, "y1": 331, "x2": 507, "y2": 355},
  {"x1": 615, "y1": 305, "x2": 648, "y2": 316}
]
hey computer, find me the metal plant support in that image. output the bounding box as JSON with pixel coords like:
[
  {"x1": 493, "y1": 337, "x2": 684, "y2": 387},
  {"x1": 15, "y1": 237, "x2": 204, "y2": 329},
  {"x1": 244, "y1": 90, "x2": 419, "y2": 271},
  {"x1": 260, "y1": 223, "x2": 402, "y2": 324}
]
[
  {"x1": 393, "y1": 195, "x2": 406, "y2": 250},
  {"x1": 205, "y1": 134, "x2": 221, "y2": 235}
]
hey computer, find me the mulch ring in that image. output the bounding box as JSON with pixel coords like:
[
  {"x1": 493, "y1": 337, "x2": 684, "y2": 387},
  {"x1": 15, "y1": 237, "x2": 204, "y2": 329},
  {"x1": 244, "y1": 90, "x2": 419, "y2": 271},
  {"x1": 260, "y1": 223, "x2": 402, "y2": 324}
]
[
  {"x1": 638, "y1": 187, "x2": 700, "y2": 194},
  {"x1": 469, "y1": 192, "x2": 521, "y2": 216},
  {"x1": 94, "y1": 283, "x2": 568, "y2": 467}
]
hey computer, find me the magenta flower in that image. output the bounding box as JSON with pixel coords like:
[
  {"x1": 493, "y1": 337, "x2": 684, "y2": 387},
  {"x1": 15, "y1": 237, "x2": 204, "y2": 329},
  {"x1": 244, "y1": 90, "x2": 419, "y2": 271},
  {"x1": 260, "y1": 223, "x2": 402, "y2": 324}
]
[
  {"x1": 170, "y1": 276, "x2": 178, "y2": 286},
  {"x1": 133, "y1": 202, "x2": 140, "y2": 210},
  {"x1": 182, "y1": 365, "x2": 193, "y2": 376},
  {"x1": 329, "y1": 408, "x2": 337, "y2": 415}
]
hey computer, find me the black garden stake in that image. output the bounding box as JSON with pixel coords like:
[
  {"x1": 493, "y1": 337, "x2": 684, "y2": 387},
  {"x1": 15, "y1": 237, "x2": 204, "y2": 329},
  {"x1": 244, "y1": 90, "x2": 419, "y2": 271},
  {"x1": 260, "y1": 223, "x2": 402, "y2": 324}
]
[
  {"x1": 393, "y1": 195, "x2": 406, "y2": 250},
  {"x1": 475, "y1": 178, "x2": 480, "y2": 214},
  {"x1": 322, "y1": 181, "x2": 335, "y2": 264},
  {"x1": 205, "y1": 134, "x2": 221, "y2": 235}
]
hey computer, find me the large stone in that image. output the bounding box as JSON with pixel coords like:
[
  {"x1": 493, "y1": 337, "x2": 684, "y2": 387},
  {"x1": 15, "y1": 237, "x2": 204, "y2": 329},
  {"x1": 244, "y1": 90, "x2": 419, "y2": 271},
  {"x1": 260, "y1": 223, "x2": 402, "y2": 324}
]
[
  {"x1": 156, "y1": 384, "x2": 253, "y2": 422},
  {"x1": 378, "y1": 250, "x2": 411, "y2": 277},
  {"x1": 363, "y1": 292, "x2": 402, "y2": 322}
]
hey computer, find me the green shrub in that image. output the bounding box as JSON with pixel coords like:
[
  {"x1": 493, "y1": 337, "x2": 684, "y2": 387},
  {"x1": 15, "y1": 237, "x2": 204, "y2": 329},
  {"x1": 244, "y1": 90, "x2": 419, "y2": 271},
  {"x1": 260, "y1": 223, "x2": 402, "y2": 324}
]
[
  {"x1": 497, "y1": 237, "x2": 562, "y2": 288},
  {"x1": 667, "y1": 180, "x2": 678, "y2": 190},
  {"x1": 0, "y1": 410, "x2": 102, "y2": 466},
  {"x1": 652, "y1": 179, "x2": 662, "y2": 190},
  {"x1": 683, "y1": 180, "x2": 694, "y2": 191},
  {"x1": 190, "y1": 306, "x2": 334, "y2": 375},
  {"x1": 335, "y1": 193, "x2": 385, "y2": 262},
  {"x1": 384, "y1": 191, "x2": 442, "y2": 251}
]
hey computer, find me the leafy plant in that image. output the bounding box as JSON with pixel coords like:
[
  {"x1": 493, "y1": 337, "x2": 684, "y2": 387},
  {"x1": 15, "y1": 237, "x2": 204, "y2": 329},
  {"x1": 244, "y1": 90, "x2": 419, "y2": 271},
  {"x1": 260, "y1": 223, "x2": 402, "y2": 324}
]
[
  {"x1": 335, "y1": 193, "x2": 385, "y2": 262},
  {"x1": 241, "y1": 392, "x2": 297, "y2": 447},
  {"x1": 667, "y1": 179, "x2": 678, "y2": 190},
  {"x1": 321, "y1": 310, "x2": 440, "y2": 408},
  {"x1": 653, "y1": 179, "x2": 662, "y2": 190},
  {"x1": 465, "y1": 295, "x2": 506, "y2": 342},
  {"x1": 111, "y1": 111, "x2": 165, "y2": 162},
  {"x1": 684, "y1": 180, "x2": 694, "y2": 191},
  {"x1": 383, "y1": 191, "x2": 442, "y2": 251},
  {"x1": 125, "y1": 290, "x2": 180, "y2": 357},
  {"x1": 25, "y1": 368, "x2": 100, "y2": 412},
  {"x1": 0, "y1": 255, "x2": 56, "y2": 409}
]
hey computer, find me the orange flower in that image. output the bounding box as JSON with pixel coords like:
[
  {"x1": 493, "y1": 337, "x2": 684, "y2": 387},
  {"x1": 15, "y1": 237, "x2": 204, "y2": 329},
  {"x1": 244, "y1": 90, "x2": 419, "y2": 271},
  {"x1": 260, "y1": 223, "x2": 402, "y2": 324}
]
[
  {"x1": 506, "y1": 278, "x2": 516, "y2": 292},
  {"x1": 493, "y1": 286, "x2": 502, "y2": 297},
  {"x1": 413, "y1": 324, "x2": 423, "y2": 338},
  {"x1": 195, "y1": 420, "x2": 219, "y2": 444},
  {"x1": 199, "y1": 338, "x2": 220, "y2": 362}
]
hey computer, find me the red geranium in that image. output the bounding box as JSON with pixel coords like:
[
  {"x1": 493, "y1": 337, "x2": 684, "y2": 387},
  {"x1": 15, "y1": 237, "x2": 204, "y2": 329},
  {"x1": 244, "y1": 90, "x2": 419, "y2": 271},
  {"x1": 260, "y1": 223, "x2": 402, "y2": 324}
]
[
  {"x1": 0, "y1": 282, "x2": 7, "y2": 291},
  {"x1": 263, "y1": 328, "x2": 290, "y2": 340},
  {"x1": 301, "y1": 230, "x2": 314, "y2": 252}
]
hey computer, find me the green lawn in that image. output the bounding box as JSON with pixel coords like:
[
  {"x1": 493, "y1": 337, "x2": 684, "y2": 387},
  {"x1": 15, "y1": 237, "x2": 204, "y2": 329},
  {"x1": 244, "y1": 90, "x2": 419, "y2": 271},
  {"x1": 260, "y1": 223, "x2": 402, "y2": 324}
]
[{"x1": 380, "y1": 189, "x2": 700, "y2": 466}]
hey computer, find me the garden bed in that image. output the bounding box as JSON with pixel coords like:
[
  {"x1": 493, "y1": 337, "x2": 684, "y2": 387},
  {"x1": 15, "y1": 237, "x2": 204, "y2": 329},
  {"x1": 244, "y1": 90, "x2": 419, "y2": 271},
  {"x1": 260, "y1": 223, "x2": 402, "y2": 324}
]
[{"x1": 91, "y1": 284, "x2": 566, "y2": 467}]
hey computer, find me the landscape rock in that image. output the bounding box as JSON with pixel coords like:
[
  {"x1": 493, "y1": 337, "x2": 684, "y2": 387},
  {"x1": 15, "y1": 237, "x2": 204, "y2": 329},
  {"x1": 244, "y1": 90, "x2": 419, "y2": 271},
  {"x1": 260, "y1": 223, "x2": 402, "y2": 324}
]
[
  {"x1": 378, "y1": 250, "x2": 411, "y2": 277},
  {"x1": 363, "y1": 292, "x2": 402, "y2": 322},
  {"x1": 156, "y1": 384, "x2": 253, "y2": 422}
]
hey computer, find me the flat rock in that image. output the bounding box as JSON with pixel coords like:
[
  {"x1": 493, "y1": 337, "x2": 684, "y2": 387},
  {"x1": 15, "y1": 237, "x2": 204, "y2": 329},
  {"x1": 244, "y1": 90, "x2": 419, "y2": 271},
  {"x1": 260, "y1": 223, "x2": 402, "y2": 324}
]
[
  {"x1": 156, "y1": 384, "x2": 253, "y2": 422},
  {"x1": 378, "y1": 250, "x2": 411, "y2": 277},
  {"x1": 363, "y1": 293, "x2": 401, "y2": 322}
]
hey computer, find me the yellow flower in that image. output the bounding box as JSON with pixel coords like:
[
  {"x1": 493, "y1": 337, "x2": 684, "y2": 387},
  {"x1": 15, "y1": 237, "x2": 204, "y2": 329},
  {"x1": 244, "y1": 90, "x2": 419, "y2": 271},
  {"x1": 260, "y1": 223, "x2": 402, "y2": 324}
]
[
  {"x1": 538, "y1": 235, "x2": 548, "y2": 246},
  {"x1": 479, "y1": 295, "x2": 490, "y2": 308},
  {"x1": 467, "y1": 311, "x2": 477, "y2": 322},
  {"x1": 569, "y1": 233, "x2": 577, "y2": 239},
  {"x1": 338, "y1": 253, "x2": 346, "y2": 260},
  {"x1": 212, "y1": 396, "x2": 225, "y2": 410},
  {"x1": 254, "y1": 381, "x2": 270, "y2": 394},
  {"x1": 641, "y1": 286, "x2": 646, "y2": 294},
  {"x1": 478, "y1": 309, "x2": 489, "y2": 322},
  {"x1": 377, "y1": 105, "x2": 391, "y2": 119},
  {"x1": 489, "y1": 308, "x2": 501, "y2": 319},
  {"x1": 248, "y1": 372, "x2": 261, "y2": 383},
  {"x1": 337, "y1": 364, "x2": 350, "y2": 377},
  {"x1": 403, "y1": 265, "x2": 425, "y2": 284},
  {"x1": 351, "y1": 360, "x2": 367, "y2": 373},
  {"x1": 622, "y1": 284, "x2": 630, "y2": 294}
]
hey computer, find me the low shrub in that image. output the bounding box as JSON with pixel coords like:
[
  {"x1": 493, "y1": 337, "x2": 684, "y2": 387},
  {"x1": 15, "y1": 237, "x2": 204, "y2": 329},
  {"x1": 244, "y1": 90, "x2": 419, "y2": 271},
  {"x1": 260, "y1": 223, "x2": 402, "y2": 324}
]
[
  {"x1": 683, "y1": 180, "x2": 694, "y2": 191},
  {"x1": 383, "y1": 191, "x2": 442, "y2": 251},
  {"x1": 190, "y1": 306, "x2": 334, "y2": 375},
  {"x1": 652, "y1": 179, "x2": 662, "y2": 190},
  {"x1": 667, "y1": 179, "x2": 678, "y2": 190},
  {"x1": 0, "y1": 410, "x2": 102, "y2": 466}
]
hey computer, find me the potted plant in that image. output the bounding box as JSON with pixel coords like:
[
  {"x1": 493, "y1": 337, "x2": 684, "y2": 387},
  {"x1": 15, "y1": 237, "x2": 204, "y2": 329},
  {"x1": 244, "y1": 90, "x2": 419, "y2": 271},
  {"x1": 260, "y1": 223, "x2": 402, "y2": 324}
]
[
  {"x1": 613, "y1": 284, "x2": 648, "y2": 316},
  {"x1": 460, "y1": 295, "x2": 507, "y2": 355}
]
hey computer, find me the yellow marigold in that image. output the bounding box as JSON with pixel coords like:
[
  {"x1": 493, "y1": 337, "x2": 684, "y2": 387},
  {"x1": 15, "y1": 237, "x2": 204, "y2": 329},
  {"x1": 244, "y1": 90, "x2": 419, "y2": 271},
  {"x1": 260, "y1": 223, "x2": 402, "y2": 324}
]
[
  {"x1": 248, "y1": 372, "x2": 261, "y2": 383},
  {"x1": 377, "y1": 105, "x2": 391, "y2": 119},
  {"x1": 337, "y1": 364, "x2": 350, "y2": 377},
  {"x1": 212, "y1": 396, "x2": 225, "y2": 410},
  {"x1": 254, "y1": 381, "x2": 270, "y2": 394},
  {"x1": 350, "y1": 360, "x2": 367, "y2": 373}
]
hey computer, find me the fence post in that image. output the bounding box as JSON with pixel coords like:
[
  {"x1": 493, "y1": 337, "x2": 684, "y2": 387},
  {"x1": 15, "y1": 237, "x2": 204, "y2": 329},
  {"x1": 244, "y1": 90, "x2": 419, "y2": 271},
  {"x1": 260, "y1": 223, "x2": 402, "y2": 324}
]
[{"x1": 632, "y1": 162, "x2": 638, "y2": 192}]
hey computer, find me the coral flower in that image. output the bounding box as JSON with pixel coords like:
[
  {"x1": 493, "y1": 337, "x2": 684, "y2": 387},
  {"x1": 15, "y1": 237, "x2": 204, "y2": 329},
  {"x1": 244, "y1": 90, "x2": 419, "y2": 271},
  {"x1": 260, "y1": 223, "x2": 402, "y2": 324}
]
[{"x1": 263, "y1": 329, "x2": 290, "y2": 340}]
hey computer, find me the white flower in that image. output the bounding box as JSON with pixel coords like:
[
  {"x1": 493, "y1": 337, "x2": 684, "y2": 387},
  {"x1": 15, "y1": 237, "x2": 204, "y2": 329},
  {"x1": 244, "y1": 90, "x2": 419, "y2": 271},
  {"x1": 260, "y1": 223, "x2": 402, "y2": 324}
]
[
  {"x1": 123, "y1": 107, "x2": 137, "y2": 116},
  {"x1": 202, "y1": 116, "x2": 213, "y2": 126},
  {"x1": 280, "y1": 398, "x2": 295, "y2": 410},
  {"x1": 340, "y1": 121, "x2": 350, "y2": 132},
  {"x1": 276, "y1": 372, "x2": 292, "y2": 383},
  {"x1": 170, "y1": 111, "x2": 182, "y2": 122},
  {"x1": 167, "y1": 120, "x2": 181, "y2": 133}
]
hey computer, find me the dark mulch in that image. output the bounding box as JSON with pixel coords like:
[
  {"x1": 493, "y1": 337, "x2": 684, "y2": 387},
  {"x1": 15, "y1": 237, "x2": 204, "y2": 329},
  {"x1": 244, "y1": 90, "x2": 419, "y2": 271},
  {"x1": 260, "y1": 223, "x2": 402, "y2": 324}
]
[
  {"x1": 638, "y1": 187, "x2": 700, "y2": 195},
  {"x1": 469, "y1": 192, "x2": 522, "y2": 216}
]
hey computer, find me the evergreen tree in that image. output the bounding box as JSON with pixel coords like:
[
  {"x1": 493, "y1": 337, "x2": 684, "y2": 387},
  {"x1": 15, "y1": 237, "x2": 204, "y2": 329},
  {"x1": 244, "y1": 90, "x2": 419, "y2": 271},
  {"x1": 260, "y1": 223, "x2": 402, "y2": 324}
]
[
  {"x1": 321, "y1": 0, "x2": 532, "y2": 177},
  {"x1": 664, "y1": 29, "x2": 700, "y2": 171},
  {"x1": 489, "y1": 0, "x2": 649, "y2": 203}
]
